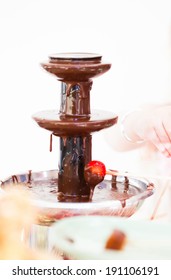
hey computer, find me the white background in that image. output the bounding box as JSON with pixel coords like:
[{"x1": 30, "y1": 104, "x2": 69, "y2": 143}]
[{"x1": 0, "y1": 0, "x2": 171, "y2": 178}]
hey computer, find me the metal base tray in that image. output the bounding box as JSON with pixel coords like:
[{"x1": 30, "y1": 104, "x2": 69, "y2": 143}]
[{"x1": 0, "y1": 169, "x2": 154, "y2": 226}]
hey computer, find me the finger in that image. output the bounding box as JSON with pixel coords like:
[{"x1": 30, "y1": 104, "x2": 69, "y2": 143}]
[
  {"x1": 162, "y1": 142, "x2": 171, "y2": 157},
  {"x1": 149, "y1": 127, "x2": 171, "y2": 157},
  {"x1": 154, "y1": 139, "x2": 171, "y2": 158},
  {"x1": 156, "y1": 122, "x2": 171, "y2": 155},
  {"x1": 156, "y1": 121, "x2": 171, "y2": 143},
  {"x1": 162, "y1": 121, "x2": 171, "y2": 143}
]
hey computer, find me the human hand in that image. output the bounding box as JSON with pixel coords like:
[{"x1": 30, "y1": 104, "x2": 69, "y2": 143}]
[{"x1": 135, "y1": 105, "x2": 171, "y2": 157}]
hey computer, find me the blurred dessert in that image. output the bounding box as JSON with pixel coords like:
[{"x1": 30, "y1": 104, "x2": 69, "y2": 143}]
[
  {"x1": 105, "y1": 229, "x2": 127, "y2": 250},
  {"x1": 0, "y1": 187, "x2": 61, "y2": 259}
]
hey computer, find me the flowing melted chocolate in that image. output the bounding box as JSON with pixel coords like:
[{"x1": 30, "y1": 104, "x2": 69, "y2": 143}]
[
  {"x1": 3, "y1": 176, "x2": 137, "y2": 205},
  {"x1": 57, "y1": 135, "x2": 91, "y2": 202}
]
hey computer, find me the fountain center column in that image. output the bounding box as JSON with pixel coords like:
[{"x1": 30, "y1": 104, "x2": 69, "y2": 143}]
[
  {"x1": 58, "y1": 80, "x2": 93, "y2": 202},
  {"x1": 60, "y1": 80, "x2": 92, "y2": 117}
]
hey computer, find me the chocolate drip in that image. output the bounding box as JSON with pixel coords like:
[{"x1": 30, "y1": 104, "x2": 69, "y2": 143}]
[
  {"x1": 121, "y1": 200, "x2": 126, "y2": 208},
  {"x1": 111, "y1": 175, "x2": 117, "y2": 190},
  {"x1": 12, "y1": 175, "x2": 18, "y2": 184},
  {"x1": 111, "y1": 175, "x2": 130, "y2": 208},
  {"x1": 124, "y1": 176, "x2": 129, "y2": 192},
  {"x1": 27, "y1": 170, "x2": 32, "y2": 184},
  {"x1": 49, "y1": 133, "x2": 53, "y2": 152}
]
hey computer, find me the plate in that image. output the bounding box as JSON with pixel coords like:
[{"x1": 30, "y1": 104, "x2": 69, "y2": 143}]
[{"x1": 49, "y1": 216, "x2": 171, "y2": 259}]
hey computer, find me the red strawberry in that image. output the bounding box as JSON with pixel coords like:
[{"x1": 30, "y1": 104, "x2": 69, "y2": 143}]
[{"x1": 84, "y1": 160, "x2": 106, "y2": 186}]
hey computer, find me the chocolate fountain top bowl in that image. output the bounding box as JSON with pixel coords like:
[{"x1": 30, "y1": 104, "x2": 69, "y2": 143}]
[{"x1": 41, "y1": 52, "x2": 111, "y2": 81}]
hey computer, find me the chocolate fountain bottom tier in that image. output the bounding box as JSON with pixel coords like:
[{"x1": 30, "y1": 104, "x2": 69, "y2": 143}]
[
  {"x1": 32, "y1": 109, "x2": 118, "y2": 135},
  {"x1": 0, "y1": 170, "x2": 154, "y2": 226}
]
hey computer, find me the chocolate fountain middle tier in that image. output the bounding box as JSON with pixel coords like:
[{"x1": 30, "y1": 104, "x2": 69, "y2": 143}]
[{"x1": 33, "y1": 109, "x2": 117, "y2": 202}]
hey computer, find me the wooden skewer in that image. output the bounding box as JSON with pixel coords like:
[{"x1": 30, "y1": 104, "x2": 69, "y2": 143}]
[{"x1": 106, "y1": 169, "x2": 171, "y2": 181}]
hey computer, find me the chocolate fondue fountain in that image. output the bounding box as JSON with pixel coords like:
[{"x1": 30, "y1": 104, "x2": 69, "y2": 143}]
[
  {"x1": 0, "y1": 53, "x2": 154, "y2": 248},
  {"x1": 33, "y1": 53, "x2": 117, "y2": 202}
]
